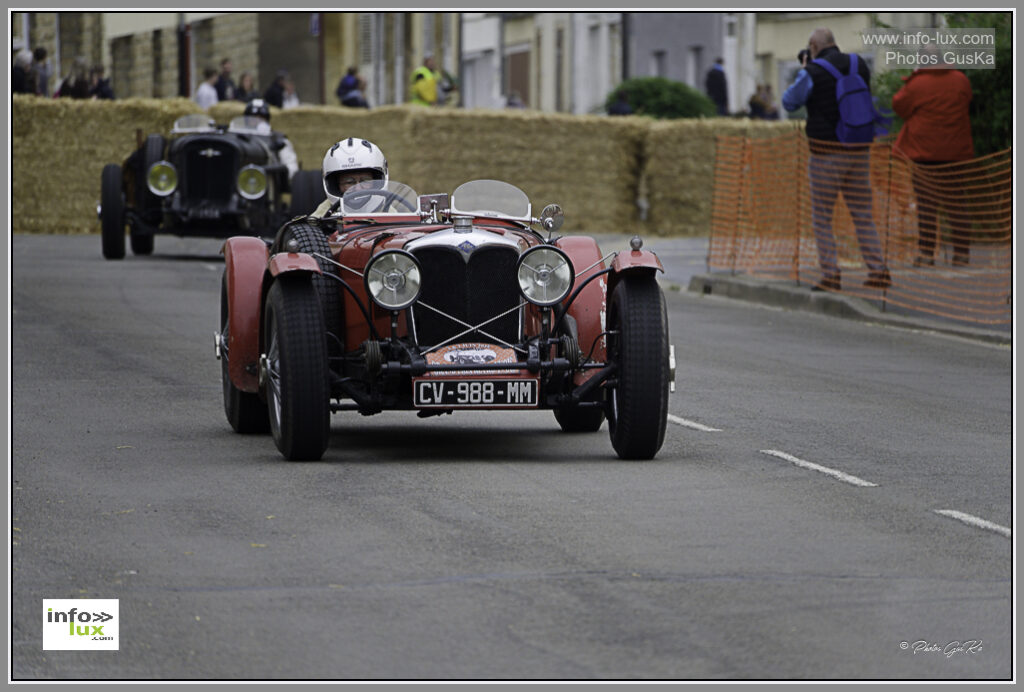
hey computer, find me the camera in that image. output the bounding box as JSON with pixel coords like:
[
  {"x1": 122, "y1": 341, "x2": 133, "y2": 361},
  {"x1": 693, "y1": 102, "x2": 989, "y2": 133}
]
[{"x1": 797, "y1": 49, "x2": 810, "y2": 65}]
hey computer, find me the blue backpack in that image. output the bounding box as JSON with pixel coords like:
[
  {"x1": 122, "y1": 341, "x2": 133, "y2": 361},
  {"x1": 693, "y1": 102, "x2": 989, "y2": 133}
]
[{"x1": 812, "y1": 54, "x2": 877, "y2": 143}]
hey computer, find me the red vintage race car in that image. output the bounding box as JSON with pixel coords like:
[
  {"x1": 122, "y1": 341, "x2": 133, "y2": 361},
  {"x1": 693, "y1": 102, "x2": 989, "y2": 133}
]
[{"x1": 217, "y1": 179, "x2": 674, "y2": 461}]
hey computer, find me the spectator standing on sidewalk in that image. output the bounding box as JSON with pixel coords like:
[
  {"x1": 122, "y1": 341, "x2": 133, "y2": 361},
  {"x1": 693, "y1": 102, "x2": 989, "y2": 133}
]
[
  {"x1": 342, "y1": 76, "x2": 370, "y2": 108},
  {"x1": 89, "y1": 64, "x2": 115, "y2": 99},
  {"x1": 56, "y1": 56, "x2": 91, "y2": 98},
  {"x1": 336, "y1": 67, "x2": 359, "y2": 104},
  {"x1": 892, "y1": 47, "x2": 974, "y2": 267},
  {"x1": 12, "y1": 49, "x2": 33, "y2": 94},
  {"x1": 282, "y1": 77, "x2": 299, "y2": 109},
  {"x1": 263, "y1": 70, "x2": 288, "y2": 108},
  {"x1": 783, "y1": 27, "x2": 890, "y2": 291},
  {"x1": 235, "y1": 72, "x2": 257, "y2": 102},
  {"x1": 705, "y1": 58, "x2": 728, "y2": 115},
  {"x1": 32, "y1": 47, "x2": 52, "y2": 96},
  {"x1": 409, "y1": 56, "x2": 438, "y2": 106},
  {"x1": 608, "y1": 89, "x2": 633, "y2": 116},
  {"x1": 215, "y1": 58, "x2": 236, "y2": 101},
  {"x1": 194, "y1": 67, "x2": 219, "y2": 109}
]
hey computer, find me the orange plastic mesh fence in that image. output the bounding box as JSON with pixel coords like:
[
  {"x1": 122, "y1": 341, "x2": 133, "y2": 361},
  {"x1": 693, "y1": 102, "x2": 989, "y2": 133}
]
[{"x1": 710, "y1": 132, "x2": 1012, "y2": 325}]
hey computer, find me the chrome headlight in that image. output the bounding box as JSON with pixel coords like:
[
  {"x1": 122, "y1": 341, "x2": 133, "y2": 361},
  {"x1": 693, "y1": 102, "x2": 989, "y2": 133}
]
[
  {"x1": 146, "y1": 161, "x2": 177, "y2": 196},
  {"x1": 517, "y1": 246, "x2": 574, "y2": 306},
  {"x1": 237, "y1": 165, "x2": 267, "y2": 200},
  {"x1": 364, "y1": 250, "x2": 422, "y2": 310}
]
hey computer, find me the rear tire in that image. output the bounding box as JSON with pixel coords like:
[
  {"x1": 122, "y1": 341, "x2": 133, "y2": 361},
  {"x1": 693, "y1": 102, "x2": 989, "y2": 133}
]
[
  {"x1": 221, "y1": 273, "x2": 269, "y2": 433},
  {"x1": 290, "y1": 169, "x2": 325, "y2": 217},
  {"x1": 606, "y1": 275, "x2": 669, "y2": 460},
  {"x1": 263, "y1": 277, "x2": 331, "y2": 461},
  {"x1": 100, "y1": 164, "x2": 126, "y2": 260}
]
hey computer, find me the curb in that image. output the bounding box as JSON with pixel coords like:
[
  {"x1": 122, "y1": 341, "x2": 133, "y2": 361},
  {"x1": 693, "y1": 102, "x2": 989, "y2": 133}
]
[{"x1": 687, "y1": 273, "x2": 1011, "y2": 346}]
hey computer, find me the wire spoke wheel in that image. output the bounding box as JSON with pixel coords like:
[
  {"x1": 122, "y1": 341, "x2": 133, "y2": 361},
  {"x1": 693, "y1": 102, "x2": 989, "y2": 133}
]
[
  {"x1": 263, "y1": 276, "x2": 330, "y2": 461},
  {"x1": 264, "y1": 311, "x2": 283, "y2": 433},
  {"x1": 277, "y1": 222, "x2": 343, "y2": 356}
]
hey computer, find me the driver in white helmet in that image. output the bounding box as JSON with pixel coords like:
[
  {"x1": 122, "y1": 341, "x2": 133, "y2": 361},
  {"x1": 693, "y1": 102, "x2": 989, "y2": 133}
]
[
  {"x1": 244, "y1": 98, "x2": 299, "y2": 183},
  {"x1": 312, "y1": 137, "x2": 389, "y2": 218}
]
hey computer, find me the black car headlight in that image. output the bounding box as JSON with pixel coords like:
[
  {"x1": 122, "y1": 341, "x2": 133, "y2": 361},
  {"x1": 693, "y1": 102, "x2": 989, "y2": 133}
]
[
  {"x1": 517, "y1": 246, "x2": 574, "y2": 306},
  {"x1": 365, "y1": 250, "x2": 422, "y2": 310},
  {"x1": 237, "y1": 165, "x2": 267, "y2": 200},
  {"x1": 146, "y1": 161, "x2": 177, "y2": 196}
]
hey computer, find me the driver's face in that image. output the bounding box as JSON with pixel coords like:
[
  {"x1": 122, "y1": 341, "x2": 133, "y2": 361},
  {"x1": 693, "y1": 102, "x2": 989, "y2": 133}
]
[{"x1": 338, "y1": 171, "x2": 375, "y2": 194}]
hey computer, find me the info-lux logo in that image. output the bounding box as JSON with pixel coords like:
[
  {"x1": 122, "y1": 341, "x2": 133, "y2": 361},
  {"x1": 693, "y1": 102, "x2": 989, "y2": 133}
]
[{"x1": 43, "y1": 599, "x2": 119, "y2": 651}]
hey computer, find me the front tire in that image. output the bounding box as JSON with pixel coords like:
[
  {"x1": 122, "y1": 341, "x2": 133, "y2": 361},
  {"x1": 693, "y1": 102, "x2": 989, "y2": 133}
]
[
  {"x1": 221, "y1": 273, "x2": 269, "y2": 433},
  {"x1": 100, "y1": 164, "x2": 126, "y2": 260},
  {"x1": 263, "y1": 277, "x2": 330, "y2": 461},
  {"x1": 277, "y1": 221, "x2": 343, "y2": 353},
  {"x1": 606, "y1": 275, "x2": 669, "y2": 460},
  {"x1": 130, "y1": 136, "x2": 165, "y2": 256}
]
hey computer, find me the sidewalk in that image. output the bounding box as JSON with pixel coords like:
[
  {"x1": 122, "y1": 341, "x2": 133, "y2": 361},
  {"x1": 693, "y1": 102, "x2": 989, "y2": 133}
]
[
  {"x1": 570, "y1": 234, "x2": 1009, "y2": 345},
  {"x1": 687, "y1": 272, "x2": 1011, "y2": 346}
]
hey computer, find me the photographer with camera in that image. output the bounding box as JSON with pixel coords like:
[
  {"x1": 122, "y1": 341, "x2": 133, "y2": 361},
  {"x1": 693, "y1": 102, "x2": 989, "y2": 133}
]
[{"x1": 782, "y1": 28, "x2": 891, "y2": 292}]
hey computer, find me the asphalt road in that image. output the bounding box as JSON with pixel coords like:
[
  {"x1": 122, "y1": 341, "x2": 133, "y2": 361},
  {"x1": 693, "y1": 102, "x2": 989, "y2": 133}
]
[{"x1": 11, "y1": 234, "x2": 1012, "y2": 681}]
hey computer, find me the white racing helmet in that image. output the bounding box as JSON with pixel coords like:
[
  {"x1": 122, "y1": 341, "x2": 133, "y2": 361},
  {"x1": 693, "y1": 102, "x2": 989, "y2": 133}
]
[{"x1": 322, "y1": 138, "x2": 389, "y2": 209}]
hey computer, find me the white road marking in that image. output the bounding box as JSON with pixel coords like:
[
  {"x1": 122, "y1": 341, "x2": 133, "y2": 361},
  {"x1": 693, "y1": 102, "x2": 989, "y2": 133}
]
[
  {"x1": 204, "y1": 264, "x2": 221, "y2": 272},
  {"x1": 667, "y1": 414, "x2": 721, "y2": 432},
  {"x1": 759, "y1": 449, "x2": 878, "y2": 488},
  {"x1": 934, "y1": 510, "x2": 1011, "y2": 538}
]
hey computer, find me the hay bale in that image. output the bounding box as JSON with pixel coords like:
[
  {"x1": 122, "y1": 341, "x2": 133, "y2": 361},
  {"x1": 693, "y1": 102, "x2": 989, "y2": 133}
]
[
  {"x1": 272, "y1": 105, "x2": 413, "y2": 175},
  {"x1": 12, "y1": 95, "x2": 200, "y2": 234},
  {"x1": 644, "y1": 118, "x2": 798, "y2": 236},
  {"x1": 11, "y1": 95, "x2": 799, "y2": 238},
  {"x1": 400, "y1": 108, "x2": 647, "y2": 234}
]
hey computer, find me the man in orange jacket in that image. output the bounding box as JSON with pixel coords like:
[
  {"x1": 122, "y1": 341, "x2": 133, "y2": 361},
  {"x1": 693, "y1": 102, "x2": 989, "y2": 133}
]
[{"x1": 892, "y1": 54, "x2": 974, "y2": 266}]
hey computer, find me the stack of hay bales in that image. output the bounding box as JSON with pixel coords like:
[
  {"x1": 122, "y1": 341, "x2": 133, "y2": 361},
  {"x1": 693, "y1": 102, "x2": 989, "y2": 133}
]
[
  {"x1": 210, "y1": 102, "x2": 415, "y2": 176},
  {"x1": 400, "y1": 107, "x2": 648, "y2": 234},
  {"x1": 643, "y1": 118, "x2": 799, "y2": 236},
  {"x1": 12, "y1": 95, "x2": 201, "y2": 235},
  {"x1": 11, "y1": 94, "x2": 801, "y2": 237},
  {"x1": 273, "y1": 105, "x2": 414, "y2": 178}
]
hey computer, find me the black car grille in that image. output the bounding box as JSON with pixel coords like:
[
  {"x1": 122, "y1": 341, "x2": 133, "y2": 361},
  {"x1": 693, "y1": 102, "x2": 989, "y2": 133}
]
[
  {"x1": 182, "y1": 143, "x2": 236, "y2": 204},
  {"x1": 412, "y1": 246, "x2": 522, "y2": 348}
]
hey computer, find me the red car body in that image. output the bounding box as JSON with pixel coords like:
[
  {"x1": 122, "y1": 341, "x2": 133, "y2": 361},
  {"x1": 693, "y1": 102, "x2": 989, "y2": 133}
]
[{"x1": 218, "y1": 180, "x2": 671, "y2": 461}]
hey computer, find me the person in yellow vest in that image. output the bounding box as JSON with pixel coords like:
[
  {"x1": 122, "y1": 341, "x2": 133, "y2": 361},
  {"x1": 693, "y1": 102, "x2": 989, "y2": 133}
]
[{"x1": 409, "y1": 56, "x2": 439, "y2": 106}]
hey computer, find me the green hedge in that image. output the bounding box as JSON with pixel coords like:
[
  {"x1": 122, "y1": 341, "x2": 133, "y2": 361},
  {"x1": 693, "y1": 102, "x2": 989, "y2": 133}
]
[{"x1": 604, "y1": 77, "x2": 718, "y2": 119}]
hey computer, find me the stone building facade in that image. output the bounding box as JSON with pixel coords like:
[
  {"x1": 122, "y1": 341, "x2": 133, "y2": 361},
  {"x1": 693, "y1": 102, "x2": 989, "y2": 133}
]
[
  {"x1": 108, "y1": 13, "x2": 261, "y2": 100},
  {"x1": 12, "y1": 12, "x2": 105, "y2": 96},
  {"x1": 13, "y1": 12, "x2": 457, "y2": 105}
]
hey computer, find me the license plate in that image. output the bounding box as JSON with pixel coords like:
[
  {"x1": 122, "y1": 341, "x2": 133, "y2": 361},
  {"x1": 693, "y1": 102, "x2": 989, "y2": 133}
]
[{"x1": 414, "y1": 379, "x2": 538, "y2": 408}]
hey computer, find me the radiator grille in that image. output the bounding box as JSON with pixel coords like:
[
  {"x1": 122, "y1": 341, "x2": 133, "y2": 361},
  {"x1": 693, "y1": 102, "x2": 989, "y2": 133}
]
[
  {"x1": 412, "y1": 246, "x2": 521, "y2": 347},
  {"x1": 182, "y1": 143, "x2": 236, "y2": 203}
]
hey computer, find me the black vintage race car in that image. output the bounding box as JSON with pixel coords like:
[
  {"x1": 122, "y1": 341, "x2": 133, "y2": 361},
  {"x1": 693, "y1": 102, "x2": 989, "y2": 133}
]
[{"x1": 99, "y1": 114, "x2": 324, "y2": 259}]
